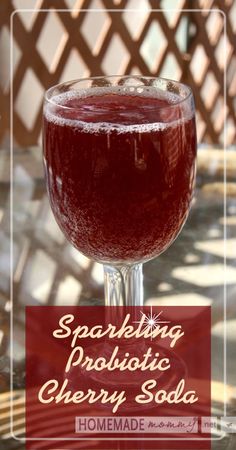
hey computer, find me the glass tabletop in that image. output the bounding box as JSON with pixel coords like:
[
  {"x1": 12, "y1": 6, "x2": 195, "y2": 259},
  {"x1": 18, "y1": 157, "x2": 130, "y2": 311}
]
[{"x1": 0, "y1": 146, "x2": 236, "y2": 449}]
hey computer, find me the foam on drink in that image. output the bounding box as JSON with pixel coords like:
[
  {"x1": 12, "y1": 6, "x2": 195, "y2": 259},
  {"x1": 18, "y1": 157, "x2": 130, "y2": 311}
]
[{"x1": 44, "y1": 86, "x2": 194, "y2": 135}]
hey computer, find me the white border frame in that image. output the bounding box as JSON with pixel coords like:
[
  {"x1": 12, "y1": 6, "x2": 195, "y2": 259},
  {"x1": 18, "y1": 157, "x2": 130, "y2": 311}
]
[{"x1": 9, "y1": 6, "x2": 227, "y2": 446}]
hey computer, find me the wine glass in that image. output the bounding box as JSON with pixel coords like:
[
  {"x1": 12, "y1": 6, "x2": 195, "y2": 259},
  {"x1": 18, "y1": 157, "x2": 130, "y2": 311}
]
[{"x1": 43, "y1": 75, "x2": 196, "y2": 307}]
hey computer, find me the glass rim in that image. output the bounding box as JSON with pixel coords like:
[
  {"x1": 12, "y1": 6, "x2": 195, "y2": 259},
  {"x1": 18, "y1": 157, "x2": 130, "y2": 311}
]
[{"x1": 44, "y1": 75, "x2": 194, "y2": 112}]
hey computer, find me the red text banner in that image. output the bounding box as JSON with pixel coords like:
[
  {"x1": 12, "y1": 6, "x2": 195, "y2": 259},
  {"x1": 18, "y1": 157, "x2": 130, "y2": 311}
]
[{"x1": 25, "y1": 305, "x2": 211, "y2": 449}]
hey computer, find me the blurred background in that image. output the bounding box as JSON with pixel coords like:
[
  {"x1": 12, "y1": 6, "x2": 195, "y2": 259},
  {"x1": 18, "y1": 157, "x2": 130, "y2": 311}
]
[
  {"x1": 0, "y1": 0, "x2": 235, "y2": 146},
  {"x1": 0, "y1": 0, "x2": 236, "y2": 448}
]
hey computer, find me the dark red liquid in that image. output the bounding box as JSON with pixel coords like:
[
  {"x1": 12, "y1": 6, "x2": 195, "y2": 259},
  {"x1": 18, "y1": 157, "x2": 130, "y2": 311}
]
[{"x1": 43, "y1": 89, "x2": 196, "y2": 263}]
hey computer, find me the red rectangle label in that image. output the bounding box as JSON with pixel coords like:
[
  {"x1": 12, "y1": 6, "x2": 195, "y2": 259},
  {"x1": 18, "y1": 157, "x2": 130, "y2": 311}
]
[{"x1": 25, "y1": 306, "x2": 211, "y2": 449}]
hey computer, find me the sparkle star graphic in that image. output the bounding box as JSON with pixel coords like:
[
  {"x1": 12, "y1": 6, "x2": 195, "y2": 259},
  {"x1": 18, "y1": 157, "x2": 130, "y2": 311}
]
[{"x1": 133, "y1": 306, "x2": 170, "y2": 340}]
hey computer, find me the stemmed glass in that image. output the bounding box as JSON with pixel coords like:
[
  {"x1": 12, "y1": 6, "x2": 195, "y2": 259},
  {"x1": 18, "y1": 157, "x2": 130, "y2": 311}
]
[{"x1": 43, "y1": 75, "x2": 196, "y2": 307}]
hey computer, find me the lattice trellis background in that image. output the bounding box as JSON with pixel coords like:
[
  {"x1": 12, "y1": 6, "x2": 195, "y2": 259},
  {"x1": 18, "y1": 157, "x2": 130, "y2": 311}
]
[{"x1": 0, "y1": 0, "x2": 235, "y2": 147}]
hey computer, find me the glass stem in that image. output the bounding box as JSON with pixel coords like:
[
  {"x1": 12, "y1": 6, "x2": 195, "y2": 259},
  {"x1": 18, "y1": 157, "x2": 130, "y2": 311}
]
[{"x1": 103, "y1": 264, "x2": 143, "y2": 306}]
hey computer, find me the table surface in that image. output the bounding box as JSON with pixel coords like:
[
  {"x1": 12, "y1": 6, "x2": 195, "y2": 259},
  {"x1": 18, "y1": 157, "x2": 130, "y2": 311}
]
[{"x1": 0, "y1": 146, "x2": 236, "y2": 449}]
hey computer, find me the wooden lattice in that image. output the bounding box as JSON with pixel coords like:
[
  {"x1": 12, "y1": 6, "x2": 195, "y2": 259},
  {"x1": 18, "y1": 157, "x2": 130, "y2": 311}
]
[{"x1": 0, "y1": 0, "x2": 235, "y2": 145}]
